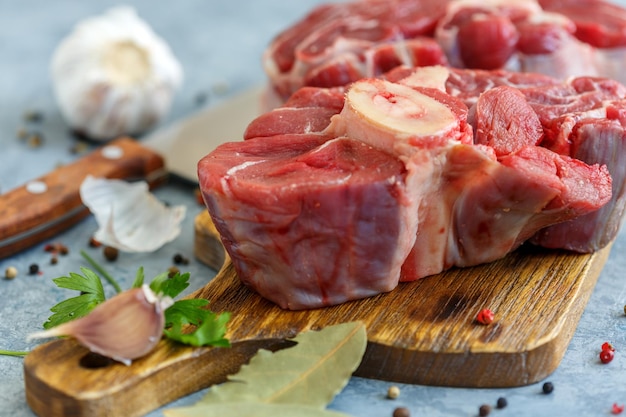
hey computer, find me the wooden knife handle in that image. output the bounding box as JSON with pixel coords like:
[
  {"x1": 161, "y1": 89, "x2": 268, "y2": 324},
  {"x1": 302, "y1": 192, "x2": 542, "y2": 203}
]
[{"x1": 0, "y1": 137, "x2": 166, "y2": 259}]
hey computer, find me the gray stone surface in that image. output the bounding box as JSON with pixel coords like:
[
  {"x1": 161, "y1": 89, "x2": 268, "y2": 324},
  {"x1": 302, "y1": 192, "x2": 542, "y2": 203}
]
[{"x1": 2, "y1": 1, "x2": 626, "y2": 416}]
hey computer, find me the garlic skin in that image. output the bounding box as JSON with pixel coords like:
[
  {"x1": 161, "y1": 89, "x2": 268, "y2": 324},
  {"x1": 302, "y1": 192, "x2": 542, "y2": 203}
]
[
  {"x1": 79, "y1": 175, "x2": 186, "y2": 253},
  {"x1": 28, "y1": 285, "x2": 173, "y2": 365},
  {"x1": 51, "y1": 6, "x2": 183, "y2": 141}
]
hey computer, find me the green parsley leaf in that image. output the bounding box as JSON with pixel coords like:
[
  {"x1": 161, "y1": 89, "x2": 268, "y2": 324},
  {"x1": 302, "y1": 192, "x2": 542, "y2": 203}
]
[
  {"x1": 164, "y1": 300, "x2": 231, "y2": 348},
  {"x1": 131, "y1": 267, "x2": 145, "y2": 288},
  {"x1": 43, "y1": 268, "x2": 106, "y2": 329},
  {"x1": 165, "y1": 299, "x2": 211, "y2": 325},
  {"x1": 52, "y1": 268, "x2": 105, "y2": 294},
  {"x1": 150, "y1": 271, "x2": 191, "y2": 299}
]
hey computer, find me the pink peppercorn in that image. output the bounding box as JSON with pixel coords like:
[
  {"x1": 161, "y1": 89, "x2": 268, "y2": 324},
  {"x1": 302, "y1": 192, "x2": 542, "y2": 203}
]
[
  {"x1": 602, "y1": 342, "x2": 615, "y2": 352},
  {"x1": 600, "y1": 342, "x2": 616, "y2": 364},
  {"x1": 476, "y1": 309, "x2": 495, "y2": 325},
  {"x1": 600, "y1": 349, "x2": 614, "y2": 364}
]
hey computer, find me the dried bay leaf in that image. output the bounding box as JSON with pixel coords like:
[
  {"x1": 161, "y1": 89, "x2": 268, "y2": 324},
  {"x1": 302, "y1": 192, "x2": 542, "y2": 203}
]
[
  {"x1": 165, "y1": 321, "x2": 366, "y2": 416},
  {"x1": 201, "y1": 321, "x2": 366, "y2": 406},
  {"x1": 163, "y1": 402, "x2": 352, "y2": 417}
]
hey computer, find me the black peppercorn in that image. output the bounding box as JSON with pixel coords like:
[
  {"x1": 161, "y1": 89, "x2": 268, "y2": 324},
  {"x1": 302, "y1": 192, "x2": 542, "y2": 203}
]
[
  {"x1": 23, "y1": 109, "x2": 43, "y2": 123},
  {"x1": 103, "y1": 246, "x2": 119, "y2": 262},
  {"x1": 173, "y1": 253, "x2": 189, "y2": 265},
  {"x1": 29, "y1": 263, "x2": 39, "y2": 275},
  {"x1": 496, "y1": 397, "x2": 507, "y2": 409},
  {"x1": 392, "y1": 407, "x2": 410, "y2": 417},
  {"x1": 542, "y1": 382, "x2": 554, "y2": 394}
]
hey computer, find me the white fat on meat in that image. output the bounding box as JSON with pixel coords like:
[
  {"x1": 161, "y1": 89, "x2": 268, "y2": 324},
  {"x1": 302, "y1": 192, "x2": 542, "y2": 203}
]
[
  {"x1": 397, "y1": 65, "x2": 450, "y2": 92},
  {"x1": 596, "y1": 48, "x2": 626, "y2": 85},
  {"x1": 221, "y1": 160, "x2": 266, "y2": 199},
  {"x1": 518, "y1": 35, "x2": 598, "y2": 79}
]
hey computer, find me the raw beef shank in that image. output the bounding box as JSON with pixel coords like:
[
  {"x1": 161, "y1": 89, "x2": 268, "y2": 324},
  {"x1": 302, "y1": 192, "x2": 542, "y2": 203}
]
[
  {"x1": 198, "y1": 66, "x2": 616, "y2": 310},
  {"x1": 263, "y1": 0, "x2": 626, "y2": 101},
  {"x1": 263, "y1": 0, "x2": 451, "y2": 101},
  {"x1": 198, "y1": 133, "x2": 422, "y2": 309}
]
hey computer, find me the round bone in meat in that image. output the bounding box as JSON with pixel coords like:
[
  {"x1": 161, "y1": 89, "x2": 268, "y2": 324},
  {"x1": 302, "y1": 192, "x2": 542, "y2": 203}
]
[{"x1": 327, "y1": 78, "x2": 466, "y2": 155}]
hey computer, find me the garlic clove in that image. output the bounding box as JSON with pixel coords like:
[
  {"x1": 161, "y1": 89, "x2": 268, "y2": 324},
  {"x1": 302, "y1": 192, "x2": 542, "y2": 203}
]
[
  {"x1": 79, "y1": 175, "x2": 186, "y2": 253},
  {"x1": 51, "y1": 6, "x2": 183, "y2": 141},
  {"x1": 28, "y1": 285, "x2": 172, "y2": 365}
]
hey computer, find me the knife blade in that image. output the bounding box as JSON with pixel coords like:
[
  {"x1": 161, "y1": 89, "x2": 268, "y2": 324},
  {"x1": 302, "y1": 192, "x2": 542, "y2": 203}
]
[
  {"x1": 0, "y1": 86, "x2": 264, "y2": 259},
  {"x1": 141, "y1": 85, "x2": 265, "y2": 182}
]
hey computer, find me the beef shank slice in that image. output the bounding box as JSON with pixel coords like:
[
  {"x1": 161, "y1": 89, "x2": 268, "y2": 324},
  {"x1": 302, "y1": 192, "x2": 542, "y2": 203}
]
[{"x1": 198, "y1": 133, "x2": 420, "y2": 309}]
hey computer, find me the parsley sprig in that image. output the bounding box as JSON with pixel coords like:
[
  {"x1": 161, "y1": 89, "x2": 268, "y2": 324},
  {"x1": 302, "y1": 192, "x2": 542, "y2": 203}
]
[
  {"x1": 44, "y1": 251, "x2": 230, "y2": 348},
  {"x1": 43, "y1": 266, "x2": 106, "y2": 329}
]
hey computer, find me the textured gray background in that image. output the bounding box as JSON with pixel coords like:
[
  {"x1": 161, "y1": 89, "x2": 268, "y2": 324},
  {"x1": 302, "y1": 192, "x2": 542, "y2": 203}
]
[{"x1": 2, "y1": 1, "x2": 626, "y2": 416}]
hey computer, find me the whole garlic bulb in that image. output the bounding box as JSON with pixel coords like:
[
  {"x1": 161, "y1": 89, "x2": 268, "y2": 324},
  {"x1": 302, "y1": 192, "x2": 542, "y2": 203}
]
[{"x1": 51, "y1": 6, "x2": 183, "y2": 141}]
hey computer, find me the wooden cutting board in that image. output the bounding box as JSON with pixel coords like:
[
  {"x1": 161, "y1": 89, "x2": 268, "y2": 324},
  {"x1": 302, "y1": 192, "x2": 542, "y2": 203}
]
[{"x1": 23, "y1": 210, "x2": 613, "y2": 417}]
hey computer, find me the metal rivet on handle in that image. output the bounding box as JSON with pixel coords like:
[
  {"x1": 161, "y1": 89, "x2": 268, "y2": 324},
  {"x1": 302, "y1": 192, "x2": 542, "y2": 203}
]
[
  {"x1": 101, "y1": 145, "x2": 123, "y2": 160},
  {"x1": 26, "y1": 181, "x2": 47, "y2": 194}
]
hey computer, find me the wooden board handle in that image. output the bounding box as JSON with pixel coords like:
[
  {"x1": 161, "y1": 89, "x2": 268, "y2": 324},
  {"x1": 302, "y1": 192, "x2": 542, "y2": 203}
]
[
  {"x1": 0, "y1": 137, "x2": 165, "y2": 258},
  {"x1": 24, "y1": 336, "x2": 291, "y2": 417}
]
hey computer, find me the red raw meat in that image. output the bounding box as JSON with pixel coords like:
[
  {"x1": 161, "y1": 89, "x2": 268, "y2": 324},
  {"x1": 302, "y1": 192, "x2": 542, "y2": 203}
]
[
  {"x1": 435, "y1": 0, "x2": 599, "y2": 79},
  {"x1": 302, "y1": 38, "x2": 448, "y2": 90},
  {"x1": 263, "y1": 0, "x2": 626, "y2": 100},
  {"x1": 470, "y1": 85, "x2": 544, "y2": 156},
  {"x1": 456, "y1": 15, "x2": 520, "y2": 69},
  {"x1": 522, "y1": 77, "x2": 626, "y2": 154},
  {"x1": 243, "y1": 87, "x2": 345, "y2": 138},
  {"x1": 516, "y1": 19, "x2": 577, "y2": 55},
  {"x1": 531, "y1": 120, "x2": 626, "y2": 251},
  {"x1": 427, "y1": 66, "x2": 626, "y2": 253},
  {"x1": 263, "y1": 0, "x2": 450, "y2": 101},
  {"x1": 539, "y1": 0, "x2": 626, "y2": 48},
  {"x1": 199, "y1": 67, "x2": 616, "y2": 309},
  {"x1": 198, "y1": 134, "x2": 421, "y2": 309},
  {"x1": 400, "y1": 144, "x2": 610, "y2": 280},
  {"x1": 327, "y1": 68, "x2": 611, "y2": 281}
]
